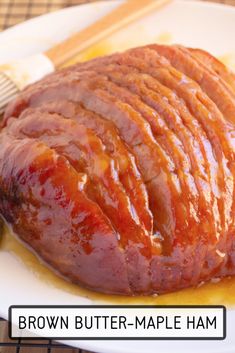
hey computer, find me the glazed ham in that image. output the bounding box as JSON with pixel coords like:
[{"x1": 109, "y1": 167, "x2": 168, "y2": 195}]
[{"x1": 1, "y1": 44, "x2": 235, "y2": 295}]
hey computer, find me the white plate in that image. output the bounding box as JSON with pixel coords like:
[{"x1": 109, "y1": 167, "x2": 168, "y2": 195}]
[{"x1": 1, "y1": 1, "x2": 235, "y2": 352}]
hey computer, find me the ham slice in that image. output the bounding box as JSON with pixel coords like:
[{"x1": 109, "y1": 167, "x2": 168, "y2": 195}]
[{"x1": 1, "y1": 44, "x2": 235, "y2": 295}]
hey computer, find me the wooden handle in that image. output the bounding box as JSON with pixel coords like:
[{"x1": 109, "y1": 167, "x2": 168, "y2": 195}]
[{"x1": 45, "y1": 0, "x2": 171, "y2": 68}]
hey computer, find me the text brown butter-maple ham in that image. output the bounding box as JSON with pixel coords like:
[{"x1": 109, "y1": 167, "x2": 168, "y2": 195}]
[{"x1": 1, "y1": 44, "x2": 235, "y2": 295}]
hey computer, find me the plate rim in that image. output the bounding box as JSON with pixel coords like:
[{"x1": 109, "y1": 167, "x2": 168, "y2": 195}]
[{"x1": 1, "y1": 1, "x2": 235, "y2": 353}]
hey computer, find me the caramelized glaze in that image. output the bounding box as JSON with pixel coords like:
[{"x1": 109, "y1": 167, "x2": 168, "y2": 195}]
[
  {"x1": 1, "y1": 41, "x2": 235, "y2": 296},
  {"x1": 1, "y1": 224, "x2": 235, "y2": 306}
]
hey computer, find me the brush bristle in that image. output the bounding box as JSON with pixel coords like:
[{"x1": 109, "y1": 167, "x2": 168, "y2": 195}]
[{"x1": 0, "y1": 72, "x2": 19, "y2": 115}]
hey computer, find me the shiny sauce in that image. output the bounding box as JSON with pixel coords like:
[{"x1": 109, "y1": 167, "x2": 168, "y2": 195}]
[
  {"x1": 1, "y1": 38, "x2": 235, "y2": 306},
  {"x1": 1, "y1": 224, "x2": 235, "y2": 306}
]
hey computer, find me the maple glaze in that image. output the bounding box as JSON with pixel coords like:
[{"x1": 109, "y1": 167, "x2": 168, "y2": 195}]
[{"x1": 1, "y1": 224, "x2": 235, "y2": 306}]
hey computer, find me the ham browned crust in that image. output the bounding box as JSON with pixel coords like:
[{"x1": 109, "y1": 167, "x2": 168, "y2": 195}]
[{"x1": 1, "y1": 44, "x2": 235, "y2": 295}]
